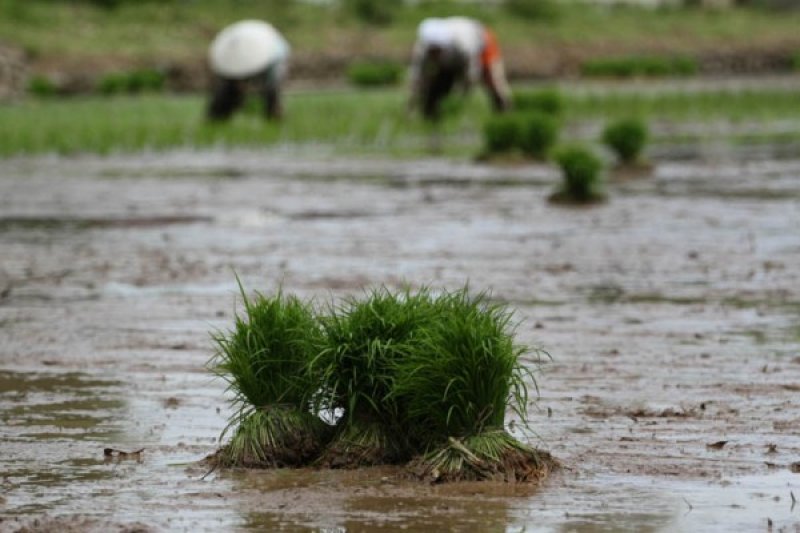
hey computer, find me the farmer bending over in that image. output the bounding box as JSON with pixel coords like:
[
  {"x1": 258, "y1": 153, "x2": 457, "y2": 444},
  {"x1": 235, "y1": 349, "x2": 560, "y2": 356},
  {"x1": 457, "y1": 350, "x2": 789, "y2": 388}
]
[
  {"x1": 207, "y1": 20, "x2": 290, "y2": 121},
  {"x1": 409, "y1": 17, "x2": 512, "y2": 121}
]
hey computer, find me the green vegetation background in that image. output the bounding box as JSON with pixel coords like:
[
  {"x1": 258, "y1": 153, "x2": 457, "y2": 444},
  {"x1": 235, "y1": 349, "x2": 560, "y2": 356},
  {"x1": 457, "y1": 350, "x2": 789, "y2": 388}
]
[
  {"x1": 4, "y1": 0, "x2": 800, "y2": 64},
  {"x1": 2, "y1": 0, "x2": 800, "y2": 156},
  {"x1": 4, "y1": 88, "x2": 800, "y2": 156}
]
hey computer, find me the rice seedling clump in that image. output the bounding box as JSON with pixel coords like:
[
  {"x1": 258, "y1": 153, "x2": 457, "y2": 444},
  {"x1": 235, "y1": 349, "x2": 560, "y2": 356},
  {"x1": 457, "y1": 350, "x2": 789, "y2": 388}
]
[
  {"x1": 602, "y1": 117, "x2": 649, "y2": 165},
  {"x1": 518, "y1": 111, "x2": 559, "y2": 160},
  {"x1": 513, "y1": 89, "x2": 564, "y2": 116},
  {"x1": 209, "y1": 286, "x2": 329, "y2": 468},
  {"x1": 394, "y1": 290, "x2": 555, "y2": 482},
  {"x1": 312, "y1": 288, "x2": 440, "y2": 467},
  {"x1": 550, "y1": 145, "x2": 606, "y2": 204},
  {"x1": 483, "y1": 114, "x2": 522, "y2": 154},
  {"x1": 209, "y1": 284, "x2": 556, "y2": 483}
]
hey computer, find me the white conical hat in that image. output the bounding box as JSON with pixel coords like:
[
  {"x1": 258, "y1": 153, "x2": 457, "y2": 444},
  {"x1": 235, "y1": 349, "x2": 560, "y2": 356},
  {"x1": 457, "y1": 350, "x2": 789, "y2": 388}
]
[{"x1": 209, "y1": 20, "x2": 287, "y2": 79}]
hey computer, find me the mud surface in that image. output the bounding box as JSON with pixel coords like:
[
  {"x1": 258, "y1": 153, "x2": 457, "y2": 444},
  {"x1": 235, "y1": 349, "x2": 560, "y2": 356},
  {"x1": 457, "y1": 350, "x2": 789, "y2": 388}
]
[{"x1": 1, "y1": 149, "x2": 799, "y2": 531}]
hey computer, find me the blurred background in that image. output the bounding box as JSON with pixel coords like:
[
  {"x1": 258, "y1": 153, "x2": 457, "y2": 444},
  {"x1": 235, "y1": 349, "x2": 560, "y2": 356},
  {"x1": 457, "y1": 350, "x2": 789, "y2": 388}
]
[{"x1": 1, "y1": 0, "x2": 800, "y2": 157}]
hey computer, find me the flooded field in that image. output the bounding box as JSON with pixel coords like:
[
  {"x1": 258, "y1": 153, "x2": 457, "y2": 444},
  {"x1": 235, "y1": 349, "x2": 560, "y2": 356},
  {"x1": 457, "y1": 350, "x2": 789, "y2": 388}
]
[{"x1": 1, "y1": 149, "x2": 799, "y2": 531}]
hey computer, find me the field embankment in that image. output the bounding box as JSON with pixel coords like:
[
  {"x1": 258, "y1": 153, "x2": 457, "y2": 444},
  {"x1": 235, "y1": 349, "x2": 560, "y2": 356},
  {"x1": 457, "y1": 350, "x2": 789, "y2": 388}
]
[{"x1": 2, "y1": 0, "x2": 800, "y2": 97}]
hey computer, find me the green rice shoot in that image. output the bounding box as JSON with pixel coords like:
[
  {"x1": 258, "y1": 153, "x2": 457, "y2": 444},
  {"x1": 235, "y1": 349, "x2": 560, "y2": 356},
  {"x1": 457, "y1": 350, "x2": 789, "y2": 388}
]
[
  {"x1": 409, "y1": 431, "x2": 557, "y2": 483},
  {"x1": 312, "y1": 287, "x2": 440, "y2": 466},
  {"x1": 209, "y1": 282, "x2": 328, "y2": 467}
]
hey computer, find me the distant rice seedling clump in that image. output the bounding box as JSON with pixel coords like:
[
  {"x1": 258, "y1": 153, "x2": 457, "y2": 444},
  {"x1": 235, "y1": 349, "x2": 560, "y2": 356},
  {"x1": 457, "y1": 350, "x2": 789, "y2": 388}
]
[
  {"x1": 97, "y1": 68, "x2": 165, "y2": 96},
  {"x1": 208, "y1": 284, "x2": 557, "y2": 483},
  {"x1": 482, "y1": 111, "x2": 560, "y2": 161},
  {"x1": 27, "y1": 75, "x2": 58, "y2": 98},
  {"x1": 551, "y1": 145, "x2": 606, "y2": 204},
  {"x1": 602, "y1": 117, "x2": 649, "y2": 165},
  {"x1": 791, "y1": 51, "x2": 800, "y2": 71},
  {"x1": 483, "y1": 114, "x2": 521, "y2": 154},
  {"x1": 518, "y1": 111, "x2": 559, "y2": 160},
  {"x1": 513, "y1": 89, "x2": 563, "y2": 116}
]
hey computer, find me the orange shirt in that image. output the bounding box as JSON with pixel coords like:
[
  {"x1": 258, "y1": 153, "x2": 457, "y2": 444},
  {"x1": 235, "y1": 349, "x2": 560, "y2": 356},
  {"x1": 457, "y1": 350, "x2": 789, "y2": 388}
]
[{"x1": 481, "y1": 29, "x2": 502, "y2": 69}]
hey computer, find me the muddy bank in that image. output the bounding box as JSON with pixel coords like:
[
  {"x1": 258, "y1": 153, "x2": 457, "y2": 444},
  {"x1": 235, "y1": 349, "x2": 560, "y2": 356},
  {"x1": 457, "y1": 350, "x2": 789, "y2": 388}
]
[
  {"x1": 0, "y1": 44, "x2": 27, "y2": 100},
  {"x1": 0, "y1": 148, "x2": 799, "y2": 531}
]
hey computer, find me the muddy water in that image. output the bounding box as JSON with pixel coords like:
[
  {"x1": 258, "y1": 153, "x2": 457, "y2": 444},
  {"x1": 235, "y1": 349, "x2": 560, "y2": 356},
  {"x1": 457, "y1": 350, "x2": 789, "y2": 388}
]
[{"x1": 1, "y1": 150, "x2": 799, "y2": 532}]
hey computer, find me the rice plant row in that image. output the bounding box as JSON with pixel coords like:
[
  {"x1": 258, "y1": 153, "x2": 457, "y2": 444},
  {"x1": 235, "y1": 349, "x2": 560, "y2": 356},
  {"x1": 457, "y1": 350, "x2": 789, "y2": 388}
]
[{"x1": 208, "y1": 283, "x2": 557, "y2": 483}]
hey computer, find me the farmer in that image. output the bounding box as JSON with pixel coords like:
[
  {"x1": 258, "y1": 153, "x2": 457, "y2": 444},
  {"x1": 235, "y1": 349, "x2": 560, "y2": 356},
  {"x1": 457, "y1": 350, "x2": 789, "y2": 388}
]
[
  {"x1": 207, "y1": 20, "x2": 290, "y2": 121},
  {"x1": 408, "y1": 16, "x2": 512, "y2": 121}
]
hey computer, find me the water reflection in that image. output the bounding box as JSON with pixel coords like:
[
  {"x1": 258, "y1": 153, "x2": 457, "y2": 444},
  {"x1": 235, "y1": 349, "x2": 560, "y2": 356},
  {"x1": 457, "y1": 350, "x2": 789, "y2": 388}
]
[
  {"x1": 0, "y1": 370, "x2": 126, "y2": 514},
  {"x1": 0, "y1": 370, "x2": 124, "y2": 438},
  {"x1": 233, "y1": 466, "x2": 527, "y2": 532},
  {"x1": 556, "y1": 512, "x2": 672, "y2": 533}
]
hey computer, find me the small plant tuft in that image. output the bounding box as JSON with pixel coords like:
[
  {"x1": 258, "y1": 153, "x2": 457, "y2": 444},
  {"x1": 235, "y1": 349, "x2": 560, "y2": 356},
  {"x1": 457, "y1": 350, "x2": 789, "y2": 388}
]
[
  {"x1": 27, "y1": 75, "x2": 57, "y2": 98},
  {"x1": 97, "y1": 69, "x2": 165, "y2": 96},
  {"x1": 551, "y1": 145, "x2": 606, "y2": 204},
  {"x1": 602, "y1": 117, "x2": 649, "y2": 165}
]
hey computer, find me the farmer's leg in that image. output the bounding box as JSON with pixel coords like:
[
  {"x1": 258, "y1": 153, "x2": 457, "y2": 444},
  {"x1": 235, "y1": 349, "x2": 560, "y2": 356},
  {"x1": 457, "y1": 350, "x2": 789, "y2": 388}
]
[
  {"x1": 257, "y1": 63, "x2": 286, "y2": 120},
  {"x1": 423, "y1": 67, "x2": 459, "y2": 121},
  {"x1": 261, "y1": 78, "x2": 282, "y2": 120},
  {"x1": 207, "y1": 77, "x2": 244, "y2": 121}
]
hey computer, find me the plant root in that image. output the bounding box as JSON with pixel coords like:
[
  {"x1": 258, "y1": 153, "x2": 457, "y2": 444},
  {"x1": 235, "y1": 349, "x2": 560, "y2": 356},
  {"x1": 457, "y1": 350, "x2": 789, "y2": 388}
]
[
  {"x1": 210, "y1": 406, "x2": 331, "y2": 469},
  {"x1": 315, "y1": 421, "x2": 409, "y2": 469},
  {"x1": 407, "y1": 430, "x2": 559, "y2": 483}
]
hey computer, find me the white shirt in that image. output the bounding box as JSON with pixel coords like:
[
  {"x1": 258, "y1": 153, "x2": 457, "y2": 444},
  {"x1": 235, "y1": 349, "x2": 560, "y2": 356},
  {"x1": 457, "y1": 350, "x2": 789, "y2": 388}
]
[{"x1": 411, "y1": 17, "x2": 485, "y2": 87}]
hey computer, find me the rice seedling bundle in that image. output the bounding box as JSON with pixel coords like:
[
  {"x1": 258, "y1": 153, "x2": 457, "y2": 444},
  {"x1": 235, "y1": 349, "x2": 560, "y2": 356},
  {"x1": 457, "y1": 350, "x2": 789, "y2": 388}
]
[
  {"x1": 394, "y1": 290, "x2": 554, "y2": 482},
  {"x1": 209, "y1": 284, "x2": 329, "y2": 467},
  {"x1": 312, "y1": 288, "x2": 440, "y2": 467},
  {"x1": 602, "y1": 117, "x2": 649, "y2": 165},
  {"x1": 551, "y1": 145, "x2": 606, "y2": 204},
  {"x1": 209, "y1": 284, "x2": 557, "y2": 482}
]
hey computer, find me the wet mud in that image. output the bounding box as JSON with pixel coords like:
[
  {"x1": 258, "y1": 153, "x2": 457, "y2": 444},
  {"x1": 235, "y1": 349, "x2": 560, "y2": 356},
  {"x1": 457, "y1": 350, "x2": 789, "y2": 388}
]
[{"x1": 0, "y1": 148, "x2": 799, "y2": 531}]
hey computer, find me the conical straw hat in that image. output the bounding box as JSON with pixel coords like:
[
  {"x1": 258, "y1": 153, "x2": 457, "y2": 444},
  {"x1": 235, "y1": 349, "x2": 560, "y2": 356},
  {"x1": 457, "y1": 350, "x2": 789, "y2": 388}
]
[{"x1": 209, "y1": 20, "x2": 285, "y2": 79}]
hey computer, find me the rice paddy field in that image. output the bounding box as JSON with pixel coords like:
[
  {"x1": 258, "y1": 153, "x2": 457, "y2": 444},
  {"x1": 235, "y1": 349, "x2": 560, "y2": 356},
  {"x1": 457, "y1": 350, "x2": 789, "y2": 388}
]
[
  {"x1": 1, "y1": 70, "x2": 800, "y2": 531},
  {"x1": 4, "y1": 76, "x2": 800, "y2": 158}
]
